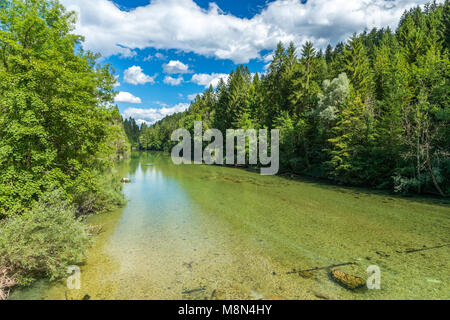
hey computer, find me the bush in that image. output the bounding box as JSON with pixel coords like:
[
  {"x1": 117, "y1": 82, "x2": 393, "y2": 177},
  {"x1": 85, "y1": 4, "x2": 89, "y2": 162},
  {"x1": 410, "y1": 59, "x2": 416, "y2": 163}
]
[
  {"x1": 71, "y1": 170, "x2": 126, "y2": 216},
  {"x1": 0, "y1": 192, "x2": 91, "y2": 286}
]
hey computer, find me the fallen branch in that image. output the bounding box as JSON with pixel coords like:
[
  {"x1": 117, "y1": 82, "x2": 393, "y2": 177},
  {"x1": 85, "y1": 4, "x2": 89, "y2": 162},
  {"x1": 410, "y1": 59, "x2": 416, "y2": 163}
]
[
  {"x1": 287, "y1": 262, "x2": 356, "y2": 275},
  {"x1": 0, "y1": 265, "x2": 17, "y2": 300}
]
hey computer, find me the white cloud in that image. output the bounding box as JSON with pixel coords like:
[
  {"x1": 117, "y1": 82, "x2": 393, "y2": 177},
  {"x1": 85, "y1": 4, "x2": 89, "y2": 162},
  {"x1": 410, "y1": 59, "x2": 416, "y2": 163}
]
[
  {"x1": 115, "y1": 91, "x2": 142, "y2": 104},
  {"x1": 155, "y1": 53, "x2": 167, "y2": 60},
  {"x1": 163, "y1": 60, "x2": 191, "y2": 74},
  {"x1": 119, "y1": 48, "x2": 137, "y2": 59},
  {"x1": 188, "y1": 93, "x2": 202, "y2": 101},
  {"x1": 262, "y1": 52, "x2": 274, "y2": 70},
  {"x1": 191, "y1": 73, "x2": 229, "y2": 88},
  {"x1": 163, "y1": 75, "x2": 184, "y2": 86},
  {"x1": 114, "y1": 75, "x2": 120, "y2": 87},
  {"x1": 122, "y1": 103, "x2": 190, "y2": 124},
  {"x1": 61, "y1": 0, "x2": 437, "y2": 63},
  {"x1": 153, "y1": 101, "x2": 169, "y2": 107},
  {"x1": 135, "y1": 119, "x2": 151, "y2": 126},
  {"x1": 124, "y1": 66, "x2": 157, "y2": 85},
  {"x1": 144, "y1": 52, "x2": 167, "y2": 61},
  {"x1": 263, "y1": 52, "x2": 274, "y2": 63}
]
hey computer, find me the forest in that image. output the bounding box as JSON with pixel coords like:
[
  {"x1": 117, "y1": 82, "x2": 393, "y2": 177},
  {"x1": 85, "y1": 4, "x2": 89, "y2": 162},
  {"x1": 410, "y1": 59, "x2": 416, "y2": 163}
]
[
  {"x1": 0, "y1": 0, "x2": 449, "y2": 302},
  {"x1": 125, "y1": 1, "x2": 450, "y2": 197},
  {"x1": 0, "y1": 0, "x2": 129, "y2": 298}
]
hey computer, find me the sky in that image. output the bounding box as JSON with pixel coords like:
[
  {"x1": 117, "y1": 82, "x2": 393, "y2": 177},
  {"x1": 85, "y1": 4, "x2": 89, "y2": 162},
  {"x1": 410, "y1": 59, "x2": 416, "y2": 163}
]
[{"x1": 59, "y1": 0, "x2": 438, "y2": 125}]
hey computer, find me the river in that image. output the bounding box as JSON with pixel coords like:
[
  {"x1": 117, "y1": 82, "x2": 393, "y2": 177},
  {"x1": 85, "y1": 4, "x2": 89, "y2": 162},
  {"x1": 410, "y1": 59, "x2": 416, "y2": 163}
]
[{"x1": 11, "y1": 152, "x2": 450, "y2": 300}]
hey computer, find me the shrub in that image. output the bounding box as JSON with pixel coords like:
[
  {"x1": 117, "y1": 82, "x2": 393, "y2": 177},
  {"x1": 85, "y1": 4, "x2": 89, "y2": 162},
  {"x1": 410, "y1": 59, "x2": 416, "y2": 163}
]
[
  {"x1": 71, "y1": 170, "x2": 126, "y2": 216},
  {"x1": 0, "y1": 192, "x2": 91, "y2": 286}
]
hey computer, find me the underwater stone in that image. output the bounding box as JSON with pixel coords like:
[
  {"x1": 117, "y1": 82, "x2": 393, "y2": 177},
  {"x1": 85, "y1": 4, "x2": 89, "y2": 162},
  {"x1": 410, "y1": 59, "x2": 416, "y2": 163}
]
[{"x1": 330, "y1": 270, "x2": 366, "y2": 290}]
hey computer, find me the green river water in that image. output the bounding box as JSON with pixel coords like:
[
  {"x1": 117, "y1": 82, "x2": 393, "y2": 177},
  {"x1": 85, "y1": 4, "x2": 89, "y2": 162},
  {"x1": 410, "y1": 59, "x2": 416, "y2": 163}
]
[{"x1": 11, "y1": 152, "x2": 450, "y2": 300}]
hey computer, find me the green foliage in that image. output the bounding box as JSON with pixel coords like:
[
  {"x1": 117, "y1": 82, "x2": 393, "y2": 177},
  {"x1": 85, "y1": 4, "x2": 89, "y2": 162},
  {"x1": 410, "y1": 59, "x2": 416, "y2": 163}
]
[
  {"x1": 0, "y1": 0, "x2": 129, "y2": 217},
  {"x1": 274, "y1": 111, "x2": 296, "y2": 169},
  {"x1": 107, "y1": 106, "x2": 131, "y2": 159},
  {"x1": 70, "y1": 169, "x2": 126, "y2": 216},
  {"x1": 123, "y1": 117, "x2": 141, "y2": 148},
  {"x1": 0, "y1": 0, "x2": 129, "y2": 291},
  {"x1": 0, "y1": 191, "x2": 91, "y2": 285},
  {"x1": 316, "y1": 73, "x2": 350, "y2": 125}
]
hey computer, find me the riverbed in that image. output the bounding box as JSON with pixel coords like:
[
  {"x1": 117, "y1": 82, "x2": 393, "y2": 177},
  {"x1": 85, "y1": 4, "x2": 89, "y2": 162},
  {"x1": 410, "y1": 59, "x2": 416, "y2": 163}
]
[{"x1": 11, "y1": 152, "x2": 450, "y2": 300}]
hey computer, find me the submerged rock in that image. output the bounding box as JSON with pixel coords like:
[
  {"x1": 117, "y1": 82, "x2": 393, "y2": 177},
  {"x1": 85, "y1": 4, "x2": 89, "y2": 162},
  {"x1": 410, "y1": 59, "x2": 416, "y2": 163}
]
[
  {"x1": 313, "y1": 292, "x2": 330, "y2": 300},
  {"x1": 211, "y1": 289, "x2": 225, "y2": 299},
  {"x1": 330, "y1": 270, "x2": 366, "y2": 290}
]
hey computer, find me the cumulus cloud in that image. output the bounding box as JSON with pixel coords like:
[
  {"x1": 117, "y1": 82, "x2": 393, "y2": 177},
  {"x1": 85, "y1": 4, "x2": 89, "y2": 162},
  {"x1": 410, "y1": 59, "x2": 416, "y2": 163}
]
[
  {"x1": 115, "y1": 91, "x2": 142, "y2": 104},
  {"x1": 61, "y1": 0, "x2": 436, "y2": 63},
  {"x1": 163, "y1": 60, "x2": 191, "y2": 74},
  {"x1": 191, "y1": 73, "x2": 229, "y2": 88},
  {"x1": 122, "y1": 103, "x2": 190, "y2": 125},
  {"x1": 163, "y1": 75, "x2": 184, "y2": 86},
  {"x1": 124, "y1": 66, "x2": 157, "y2": 85}
]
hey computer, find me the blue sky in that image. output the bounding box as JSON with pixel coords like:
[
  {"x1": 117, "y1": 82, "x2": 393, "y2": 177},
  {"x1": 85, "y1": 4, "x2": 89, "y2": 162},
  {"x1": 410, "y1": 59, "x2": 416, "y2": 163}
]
[{"x1": 60, "y1": 0, "x2": 437, "y2": 125}]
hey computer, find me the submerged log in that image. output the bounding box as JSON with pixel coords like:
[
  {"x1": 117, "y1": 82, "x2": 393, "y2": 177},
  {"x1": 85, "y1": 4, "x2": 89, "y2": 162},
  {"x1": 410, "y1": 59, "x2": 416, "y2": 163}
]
[
  {"x1": 287, "y1": 262, "x2": 356, "y2": 275},
  {"x1": 404, "y1": 244, "x2": 449, "y2": 254}
]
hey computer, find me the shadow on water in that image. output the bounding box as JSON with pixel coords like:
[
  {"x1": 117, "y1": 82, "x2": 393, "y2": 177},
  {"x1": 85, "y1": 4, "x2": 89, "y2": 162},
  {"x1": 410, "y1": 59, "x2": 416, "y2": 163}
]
[{"x1": 234, "y1": 161, "x2": 450, "y2": 210}]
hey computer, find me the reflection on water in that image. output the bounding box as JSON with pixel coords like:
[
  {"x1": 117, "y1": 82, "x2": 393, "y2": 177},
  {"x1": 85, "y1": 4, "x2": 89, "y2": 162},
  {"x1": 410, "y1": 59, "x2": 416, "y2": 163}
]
[{"x1": 11, "y1": 152, "x2": 450, "y2": 300}]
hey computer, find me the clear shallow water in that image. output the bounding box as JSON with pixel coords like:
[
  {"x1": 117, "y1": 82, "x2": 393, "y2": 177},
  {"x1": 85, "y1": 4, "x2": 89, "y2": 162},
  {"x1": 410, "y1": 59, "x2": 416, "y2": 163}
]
[{"x1": 12, "y1": 152, "x2": 450, "y2": 300}]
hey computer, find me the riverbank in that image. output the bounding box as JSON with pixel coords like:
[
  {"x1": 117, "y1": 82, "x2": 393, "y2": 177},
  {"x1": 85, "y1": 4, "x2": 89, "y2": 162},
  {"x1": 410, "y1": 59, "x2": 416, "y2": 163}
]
[{"x1": 156, "y1": 150, "x2": 450, "y2": 204}]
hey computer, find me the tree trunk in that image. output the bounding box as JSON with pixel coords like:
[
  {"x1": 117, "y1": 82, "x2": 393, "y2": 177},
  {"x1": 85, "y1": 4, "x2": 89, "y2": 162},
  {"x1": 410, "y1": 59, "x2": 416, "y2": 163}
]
[
  {"x1": 416, "y1": 135, "x2": 421, "y2": 194},
  {"x1": 425, "y1": 144, "x2": 446, "y2": 197}
]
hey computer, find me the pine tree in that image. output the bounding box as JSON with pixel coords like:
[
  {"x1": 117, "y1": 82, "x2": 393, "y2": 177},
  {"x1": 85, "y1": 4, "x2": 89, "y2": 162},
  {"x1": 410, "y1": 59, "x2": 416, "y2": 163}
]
[{"x1": 343, "y1": 35, "x2": 374, "y2": 99}]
